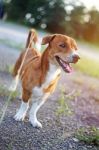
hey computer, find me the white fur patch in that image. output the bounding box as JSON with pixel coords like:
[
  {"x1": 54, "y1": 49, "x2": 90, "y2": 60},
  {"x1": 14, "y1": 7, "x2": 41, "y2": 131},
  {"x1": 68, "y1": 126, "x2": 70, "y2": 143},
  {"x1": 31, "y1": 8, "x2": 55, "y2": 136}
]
[
  {"x1": 33, "y1": 64, "x2": 61, "y2": 92},
  {"x1": 33, "y1": 63, "x2": 61, "y2": 97},
  {"x1": 14, "y1": 101, "x2": 29, "y2": 121},
  {"x1": 29, "y1": 93, "x2": 49, "y2": 128},
  {"x1": 43, "y1": 63, "x2": 61, "y2": 87}
]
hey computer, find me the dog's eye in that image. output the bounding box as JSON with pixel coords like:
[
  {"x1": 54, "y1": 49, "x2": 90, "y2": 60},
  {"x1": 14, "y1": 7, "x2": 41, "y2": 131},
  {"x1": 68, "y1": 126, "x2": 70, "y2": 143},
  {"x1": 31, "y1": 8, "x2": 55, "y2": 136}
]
[{"x1": 59, "y1": 43, "x2": 66, "y2": 48}]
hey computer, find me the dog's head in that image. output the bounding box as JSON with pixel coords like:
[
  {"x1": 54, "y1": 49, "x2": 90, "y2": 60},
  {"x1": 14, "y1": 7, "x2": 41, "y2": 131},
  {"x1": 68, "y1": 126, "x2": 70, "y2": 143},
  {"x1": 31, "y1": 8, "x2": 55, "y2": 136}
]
[{"x1": 42, "y1": 34, "x2": 80, "y2": 73}]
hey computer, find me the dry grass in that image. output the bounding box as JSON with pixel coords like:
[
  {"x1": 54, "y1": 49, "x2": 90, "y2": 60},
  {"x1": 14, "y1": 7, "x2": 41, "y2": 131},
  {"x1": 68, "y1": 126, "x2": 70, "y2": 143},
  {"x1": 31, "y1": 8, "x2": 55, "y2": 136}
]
[{"x1": 74, "y1": 55, "x2": 99, "y2": 78}]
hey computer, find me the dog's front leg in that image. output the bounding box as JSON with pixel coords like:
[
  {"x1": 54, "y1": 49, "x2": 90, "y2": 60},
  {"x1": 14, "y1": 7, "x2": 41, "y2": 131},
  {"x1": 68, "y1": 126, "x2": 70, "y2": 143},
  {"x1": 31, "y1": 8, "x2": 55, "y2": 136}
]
[
  {"x1": 14, "y1": 101, "x2": 29, "y2": 121},
  {"x1": 29, "y1": 93, "x2": 50, "y2": 128},
  {"x1": 14, "y1": 88, "x2": 31, "y2": 121}
]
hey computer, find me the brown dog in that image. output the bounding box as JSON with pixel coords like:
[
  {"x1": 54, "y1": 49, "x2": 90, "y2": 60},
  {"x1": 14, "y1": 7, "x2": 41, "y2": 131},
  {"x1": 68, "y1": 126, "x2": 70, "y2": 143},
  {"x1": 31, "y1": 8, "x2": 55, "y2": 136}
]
[{"x1": 13, "y1": 29, "x2": 80, "y2": 128}]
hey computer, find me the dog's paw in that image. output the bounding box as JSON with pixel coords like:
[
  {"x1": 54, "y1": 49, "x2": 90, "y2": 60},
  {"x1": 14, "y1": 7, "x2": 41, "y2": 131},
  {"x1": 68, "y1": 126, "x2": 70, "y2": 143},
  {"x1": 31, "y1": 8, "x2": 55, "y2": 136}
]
[
  {"x1": 30, "y1": 120, "x2": 42, "y2": 128},
  {"x1": 14, "y1": 102, "x2": 29, "y2": 121},
  {"x1": 14, "y1": 112, "x2": 26, "y2": 121}
]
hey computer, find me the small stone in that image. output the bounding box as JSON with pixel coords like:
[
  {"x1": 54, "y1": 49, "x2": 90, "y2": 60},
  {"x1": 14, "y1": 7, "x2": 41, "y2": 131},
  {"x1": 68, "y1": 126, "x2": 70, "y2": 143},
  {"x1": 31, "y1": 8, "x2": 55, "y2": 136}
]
[{"x1": 72, "y1": 137, "x2": 79, "y2": 142}]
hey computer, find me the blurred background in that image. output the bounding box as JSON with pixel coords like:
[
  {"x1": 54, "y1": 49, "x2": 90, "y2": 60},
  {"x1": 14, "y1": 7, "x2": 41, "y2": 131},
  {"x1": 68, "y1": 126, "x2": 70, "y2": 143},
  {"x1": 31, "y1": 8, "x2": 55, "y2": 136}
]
[{"x1": 1, "y1": 0, "x2": 99, "y2": 44}]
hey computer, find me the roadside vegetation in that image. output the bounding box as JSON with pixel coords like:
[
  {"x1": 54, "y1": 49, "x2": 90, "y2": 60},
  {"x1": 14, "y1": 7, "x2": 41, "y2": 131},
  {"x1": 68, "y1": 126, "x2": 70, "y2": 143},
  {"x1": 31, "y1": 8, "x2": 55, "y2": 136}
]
[
  {"x1": 0, "y1": 85, "x2": 18, "y2": 99},
  {"x1": 75, "y1": 127, "x2": 99, "y2": 146},
  {"x1": 74, "y1": 55, "x2": 99, "y2": 78},
  {"x1": 0, "y1": 39, "x2": 24, "y2": 50},
  {"x1": 56, "y1": 87, "x2": 81, "y2": 116}
]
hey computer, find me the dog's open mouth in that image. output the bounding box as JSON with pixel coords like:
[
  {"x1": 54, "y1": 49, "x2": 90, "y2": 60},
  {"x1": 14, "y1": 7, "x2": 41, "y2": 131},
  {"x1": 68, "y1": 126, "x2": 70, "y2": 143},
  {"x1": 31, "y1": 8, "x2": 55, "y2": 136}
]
[{"x1": 55, "y1": 56, "x2": 72, "y2": 73}]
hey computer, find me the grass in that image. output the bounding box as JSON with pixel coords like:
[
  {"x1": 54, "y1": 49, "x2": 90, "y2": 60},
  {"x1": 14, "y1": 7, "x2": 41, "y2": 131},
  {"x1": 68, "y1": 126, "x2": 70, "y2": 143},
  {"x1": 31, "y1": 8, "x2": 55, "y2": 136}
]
[
  {"x1": 5, "y1": 64, "x2": 14, "y2": 74},
  {"x1": 0, "y1": 64, "x2": 14, "y2": 75},
  {"x1": 0, "y1": 39, "x2": 24, "y2": 50},
  {"x1": 0, "y1": 85, "x2": 18, "y2": 99},
  {"x1": 78, "y1": 40, "x2": 99, "y2": 52},
  {"x1": 74, "y1": 55, "x2": 99, "y2": 78},
  {"x1": 56, "y1": 87, "x2": 81, "y2": 116},
  {"x1": 56, "y1": 87, "x2": 72, "y2": 116},
  {"x1": 56, "y1": 93, "x2": 72, "y2": 116},
  {"x1": 0, "y1": 85, "x2": 18, "y2": 124},
  {"x1": 75, "y1": 127, "x2": 99, "y2": 145}
]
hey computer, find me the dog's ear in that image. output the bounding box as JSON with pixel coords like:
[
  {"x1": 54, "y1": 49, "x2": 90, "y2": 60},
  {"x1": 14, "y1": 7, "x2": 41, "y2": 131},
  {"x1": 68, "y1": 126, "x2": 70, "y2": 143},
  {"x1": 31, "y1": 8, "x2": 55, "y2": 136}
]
[{"x1": 41, "y1": 35, "x2": 56, "y2": 45}]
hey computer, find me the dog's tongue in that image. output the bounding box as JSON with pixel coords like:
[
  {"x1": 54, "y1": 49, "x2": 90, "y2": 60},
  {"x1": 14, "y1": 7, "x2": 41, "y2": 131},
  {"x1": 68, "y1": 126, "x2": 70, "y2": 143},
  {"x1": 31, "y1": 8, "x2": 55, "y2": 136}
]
[
  {"x1": 64, "y1": 63, "x2": 72, "y2": 73},
  {"x1": 56, "y1": 57, "x2": 73, "y2": 73},
  {"x1": 59, "y1": 59, "x2": 72, "y2": 73}
]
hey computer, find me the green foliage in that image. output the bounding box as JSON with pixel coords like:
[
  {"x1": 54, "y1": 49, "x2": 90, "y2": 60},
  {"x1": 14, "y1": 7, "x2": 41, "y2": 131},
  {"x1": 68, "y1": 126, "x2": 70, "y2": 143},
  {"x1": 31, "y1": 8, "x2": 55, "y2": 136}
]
[
  {"x1": 57, "y1": 92, "x2": 72, "y2": 116},
  {"x1": 4, "y1": 0, "x2": 99, "y2": 44},
  {"x1": 56, "y1": 87, "x2": 72, "y2": 116},
  {"x1": 0, "y1": 39, "x2": 24, "y2": 50},
  {"x1": 75, "y1": 127, "x2": 99, "y2": 145},
  {"x1": 56, "y1": 88, "x2": 81, "y2": 116},
  {"x1": 7, "y1": 0, "x2": 28, "y2": 22},
  {"x1": 65, "y1": 5, "x2": 85, "y2": 38},
  {"x1": 0, "y1": 85, "x2": 18, "y2": 100},
  {"x1": 5, "y1": 64, "x2": 15, "y2": 75},
  {"x1": 7, "y1": 0, "x2": 67, "y2": 33}
]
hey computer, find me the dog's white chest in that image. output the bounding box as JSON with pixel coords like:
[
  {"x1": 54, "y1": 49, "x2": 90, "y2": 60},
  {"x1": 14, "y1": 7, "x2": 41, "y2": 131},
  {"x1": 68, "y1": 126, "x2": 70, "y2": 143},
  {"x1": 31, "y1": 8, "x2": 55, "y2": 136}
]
[
  {"x1": 43, "y1": 64, "x2": 61, "y2": 87},
  {"x1": 33, "y1": 64, "x2": 61, "y2": 97}
]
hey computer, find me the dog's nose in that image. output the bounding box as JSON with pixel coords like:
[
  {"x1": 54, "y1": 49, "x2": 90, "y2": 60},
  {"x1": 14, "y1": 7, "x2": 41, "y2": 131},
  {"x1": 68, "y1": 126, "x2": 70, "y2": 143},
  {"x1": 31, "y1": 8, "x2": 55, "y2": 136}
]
[{"x1": 72, "y1": 54, "x2": 80, "y2": 63}]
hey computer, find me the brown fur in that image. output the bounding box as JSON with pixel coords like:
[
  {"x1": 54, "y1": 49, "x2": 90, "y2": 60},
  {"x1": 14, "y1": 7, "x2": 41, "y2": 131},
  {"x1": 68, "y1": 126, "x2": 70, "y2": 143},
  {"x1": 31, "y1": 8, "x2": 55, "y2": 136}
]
[{"x1": 13, "y1": 30, "x2": 79, "y2": 102}]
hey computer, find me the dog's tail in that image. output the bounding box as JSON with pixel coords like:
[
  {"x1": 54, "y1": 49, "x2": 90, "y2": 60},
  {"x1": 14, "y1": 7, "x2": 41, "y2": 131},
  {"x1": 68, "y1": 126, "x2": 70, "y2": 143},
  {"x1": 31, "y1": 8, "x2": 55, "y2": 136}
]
[
  {"x1": 13, "y1": 29, "x2": 38, "y2": 77},
  {"x1": 25, "y1": 29, "x2": 38, "y2": 48}
]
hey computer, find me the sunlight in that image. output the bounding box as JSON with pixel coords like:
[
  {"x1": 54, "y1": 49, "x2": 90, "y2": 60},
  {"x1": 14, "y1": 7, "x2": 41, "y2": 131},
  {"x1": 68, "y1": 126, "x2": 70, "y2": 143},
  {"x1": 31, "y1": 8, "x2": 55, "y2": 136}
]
[{"x1": 80, "y1": 0, "x2": 99, "y2": 10}]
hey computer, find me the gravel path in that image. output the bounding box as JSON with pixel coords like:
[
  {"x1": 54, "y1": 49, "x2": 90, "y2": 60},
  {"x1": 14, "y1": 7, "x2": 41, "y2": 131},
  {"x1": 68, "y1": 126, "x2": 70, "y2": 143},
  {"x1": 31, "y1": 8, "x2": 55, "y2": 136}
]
[{"x1": 0, "y1": 71, "x2": 99, "y2": 150}]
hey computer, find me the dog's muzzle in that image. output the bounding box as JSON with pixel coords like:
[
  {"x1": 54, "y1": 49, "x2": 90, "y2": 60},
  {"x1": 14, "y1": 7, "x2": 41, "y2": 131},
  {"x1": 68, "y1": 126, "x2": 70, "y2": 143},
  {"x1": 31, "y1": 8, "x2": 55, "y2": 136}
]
[
  {"x1": 72, "y1": 53, "x2": 80, "y2": 63},
  {"x1": 68, "y1": 52, "x2": 80, "y2": 63},
  {"x1": 55, "y1": 51, "x2": 80, "y2": 73}
]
